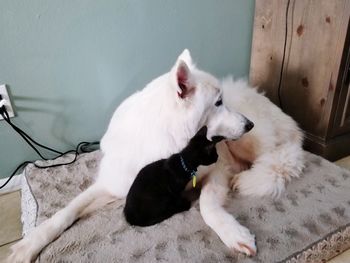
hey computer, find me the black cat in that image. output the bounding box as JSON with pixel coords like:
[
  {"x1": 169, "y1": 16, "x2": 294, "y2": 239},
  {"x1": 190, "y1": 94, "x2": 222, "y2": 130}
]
[{"x1": 124, "y1": 126, "x2": 223, "y2": 226}]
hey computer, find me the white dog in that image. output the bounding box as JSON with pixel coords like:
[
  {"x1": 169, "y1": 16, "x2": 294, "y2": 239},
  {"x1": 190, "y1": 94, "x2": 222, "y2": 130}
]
[
  {"x1": 9, "y1": 50, "x2": 304, "y2": 262},
  {"x1": 198, "y1": 77, "x2": 304, "y2": 255}
]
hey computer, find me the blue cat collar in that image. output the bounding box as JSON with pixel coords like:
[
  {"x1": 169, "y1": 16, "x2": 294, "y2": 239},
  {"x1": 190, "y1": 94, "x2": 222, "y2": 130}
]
[{"x1": 180, "y1": 155, "x2": 197, "y2": 188}]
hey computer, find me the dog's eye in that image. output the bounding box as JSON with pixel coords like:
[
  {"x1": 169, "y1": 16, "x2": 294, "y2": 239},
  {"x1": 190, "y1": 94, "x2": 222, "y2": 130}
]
[{"x1": 215, "y1": 98, "x2": 223, "y2": 107}]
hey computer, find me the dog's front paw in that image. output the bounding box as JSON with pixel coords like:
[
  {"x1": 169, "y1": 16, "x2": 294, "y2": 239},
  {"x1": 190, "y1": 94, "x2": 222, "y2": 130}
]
[
  {"x1": 7, "y1": 238, "x2": 37, "y2": 263},
  {"x1": 222, "y1": 224, "x2": 256, "y2": 256}
]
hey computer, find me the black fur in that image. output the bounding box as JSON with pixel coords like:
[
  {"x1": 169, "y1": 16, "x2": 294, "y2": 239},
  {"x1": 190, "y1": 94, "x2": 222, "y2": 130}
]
[{"x1": 124, "y1": 126, "x2": 223, "y2": 226}]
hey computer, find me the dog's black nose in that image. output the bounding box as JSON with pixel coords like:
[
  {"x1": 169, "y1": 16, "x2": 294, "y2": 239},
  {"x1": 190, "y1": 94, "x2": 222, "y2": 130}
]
[{"x1": 244, "y1": 119, "x2": 254, "y2": 132}]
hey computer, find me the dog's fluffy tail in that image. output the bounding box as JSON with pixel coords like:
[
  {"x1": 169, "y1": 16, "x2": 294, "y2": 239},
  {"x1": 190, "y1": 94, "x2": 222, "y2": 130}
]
[
  {"x1": 234, "y1": 141, "x2": 305, "y2": 197},
  {"x1": 8, "y1": 183, "x2": 117, "y2": 263}
]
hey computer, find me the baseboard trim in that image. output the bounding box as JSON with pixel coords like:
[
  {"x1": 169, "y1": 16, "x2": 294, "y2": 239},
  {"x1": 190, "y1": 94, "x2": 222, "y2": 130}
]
[
  {"x1": 0, "y1": 172, "x2": 24, "y2": 195},
  {"x1": 303, "y1": 132, "x2": 350, "y2": 161}
]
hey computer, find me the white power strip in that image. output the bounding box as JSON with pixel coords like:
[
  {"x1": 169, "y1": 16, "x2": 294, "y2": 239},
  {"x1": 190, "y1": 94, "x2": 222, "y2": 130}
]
[{"x1": 0, "y1": 84, "x2": 15, "y2": 120}]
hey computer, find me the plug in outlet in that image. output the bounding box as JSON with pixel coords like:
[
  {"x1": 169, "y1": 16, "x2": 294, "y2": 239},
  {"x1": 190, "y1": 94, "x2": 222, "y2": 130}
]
[{"x1": 0, "y1": 84, "x2": 15, "y2": 120}]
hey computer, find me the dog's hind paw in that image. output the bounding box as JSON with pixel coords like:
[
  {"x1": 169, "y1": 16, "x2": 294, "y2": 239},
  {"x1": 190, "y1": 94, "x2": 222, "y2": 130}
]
[{"x1": 232, "y1": 169, "x2": 285, "y2": 198}]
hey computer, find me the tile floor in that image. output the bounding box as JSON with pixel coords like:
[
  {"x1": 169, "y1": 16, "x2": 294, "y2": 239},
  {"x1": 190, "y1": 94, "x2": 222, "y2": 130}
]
[{"x1": 1, "y1": 156, "x2": 350, "y2": 262}]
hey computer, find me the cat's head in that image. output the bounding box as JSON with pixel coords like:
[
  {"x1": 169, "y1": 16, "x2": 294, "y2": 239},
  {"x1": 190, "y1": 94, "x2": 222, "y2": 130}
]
[{"x1": 185, "y1": 126, "x2": 225, "y2": 166}]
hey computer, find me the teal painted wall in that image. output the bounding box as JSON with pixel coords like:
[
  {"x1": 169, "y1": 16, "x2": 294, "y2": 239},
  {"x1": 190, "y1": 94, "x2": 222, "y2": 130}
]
[{"x1": 0, "y1": 0, "x2": 255, "y2": 179}]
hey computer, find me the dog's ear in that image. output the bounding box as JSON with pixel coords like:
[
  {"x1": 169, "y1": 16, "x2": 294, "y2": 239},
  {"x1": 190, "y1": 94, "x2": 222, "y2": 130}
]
[
  {"x1": 171, "y1": 49, "x2": 195, "y2": 99},
  {"x1": 177, "y1": 49, "x2": 193, "y2": 66},
  {"x1": 176, "y1": 60, "x2": 195, "y2": 99},
  {"x1": 196, "y1": 126, "x2": 208, "y2": 137}
]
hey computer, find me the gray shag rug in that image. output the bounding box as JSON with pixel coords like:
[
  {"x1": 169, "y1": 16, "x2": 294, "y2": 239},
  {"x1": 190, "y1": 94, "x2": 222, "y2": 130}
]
[{"x1": 22, "y1": 151, "x2": 350, "y2": 263}]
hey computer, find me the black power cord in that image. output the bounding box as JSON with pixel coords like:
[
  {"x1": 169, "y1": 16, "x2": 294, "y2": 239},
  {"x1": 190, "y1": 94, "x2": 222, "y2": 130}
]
[
  {"x1": 0, "y1": 100, "x2": 99, "y2": 190},
  {"x1": 277, "y1": 0, "x2": 291, "y2": 111}
]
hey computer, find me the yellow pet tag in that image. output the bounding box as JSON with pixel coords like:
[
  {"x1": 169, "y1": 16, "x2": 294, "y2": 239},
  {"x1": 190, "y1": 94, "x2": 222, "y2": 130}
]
[{"x1": 192, "y1": 175, "x2": 196, "y2": 188}]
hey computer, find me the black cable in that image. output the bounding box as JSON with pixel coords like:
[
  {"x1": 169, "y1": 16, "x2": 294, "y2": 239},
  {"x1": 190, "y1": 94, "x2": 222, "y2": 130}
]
[
  {"x1": 277, "y1": 0, "x2": 291, "y2": 111},
  {"x1": 1, "y1": 107, "x2": 62, "y2": 158},
  {"x1": 2, "y1": 111, "x2": 51, "y2": 160},
  {"x1": 0, "y1": 105, "x2": 99, "y2": 190},
  {"x1": 33, "y1": 141, "x2": 90, "y2": 168},
  {"x1": 0, "y1": 161, "x2": 32, "y2": 191}
]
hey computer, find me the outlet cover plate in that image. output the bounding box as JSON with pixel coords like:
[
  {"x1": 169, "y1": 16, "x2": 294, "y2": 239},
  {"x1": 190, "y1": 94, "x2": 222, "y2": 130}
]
[{"x1": 0, "y1": 84, "x2": 15, "y2": 120}]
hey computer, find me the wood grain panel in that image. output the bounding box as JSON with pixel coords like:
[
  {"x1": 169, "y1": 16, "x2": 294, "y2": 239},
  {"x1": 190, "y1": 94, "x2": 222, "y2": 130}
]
[
  {"x1": 249, "y1": 0, "x2": 289, "y2": 104},
  {"x1": 250, "y1": 0, "x2": 350, "y2": 160},
  {"x1": 251, "y1": 0, "x2": 349, "y2": 137}
]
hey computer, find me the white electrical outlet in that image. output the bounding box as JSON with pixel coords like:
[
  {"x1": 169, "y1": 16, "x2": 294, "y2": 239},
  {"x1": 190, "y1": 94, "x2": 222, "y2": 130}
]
[{"x1": 0, "y1": 84, "x2": 15, "y2": 120}]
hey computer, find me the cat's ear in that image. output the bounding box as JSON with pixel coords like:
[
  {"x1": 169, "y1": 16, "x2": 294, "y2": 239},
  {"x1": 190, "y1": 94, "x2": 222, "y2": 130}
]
[{"x1": 196, "y1": 126, "x2": 208, "y2": 137}]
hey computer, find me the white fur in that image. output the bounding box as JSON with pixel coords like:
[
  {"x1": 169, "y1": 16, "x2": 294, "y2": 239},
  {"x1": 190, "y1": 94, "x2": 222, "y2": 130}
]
[
  {"x1": 221, "y1": 78, "x2": 304, "y2": 197},
  {"x1": 198, "y1": 143, "x2": 257, "y2": 256},
  {"x1": 197, "y1": 78, "x2": 304, "y2": 256},
  {"x1": 8, "y1": 50, "x2": 304, "y2": 262}
]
